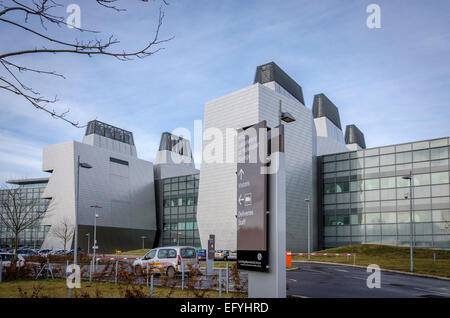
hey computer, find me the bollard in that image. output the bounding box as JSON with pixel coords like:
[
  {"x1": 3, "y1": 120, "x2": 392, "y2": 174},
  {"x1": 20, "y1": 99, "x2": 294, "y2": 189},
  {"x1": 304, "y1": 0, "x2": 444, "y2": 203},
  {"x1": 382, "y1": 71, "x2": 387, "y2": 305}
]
[
  {"x1": 347, "y1": 254, "x2": 349, "y2": 263},
  {"x1": 115, "y1": 260, "x2": 119, "y2": 285},
  {"x1": 150, "y1": 274, "x2": 154, "y2": 298},
  {"x1": 181, "y1": 262, "x2": 185, "y2": 291},
  {"x1": 218, "y1": 268, "x2": 222, "y2": 298},
  {"x1": 226, "y1": 263, "x2": 229, "y2": 294},
  {"x1": 433, "y1": 252, "x2": 436, "y2": 264},
  {"x1": 89, "y1": 259, "x2": 93, "y2": 282},
  {"x1": 0, "y1": 259, "x2": 3, "y2": 283},
  {"x1": 67, "y1": 260, "x2": 71, "y2": 299},
  {"x1": 146, "y1": 263, "x2": 149, "y2": 288}
]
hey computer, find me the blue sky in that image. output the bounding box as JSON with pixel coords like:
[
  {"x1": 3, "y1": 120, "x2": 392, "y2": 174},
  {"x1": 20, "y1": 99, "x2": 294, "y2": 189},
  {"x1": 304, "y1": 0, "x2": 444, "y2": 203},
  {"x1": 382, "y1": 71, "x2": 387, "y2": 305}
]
[{"x1": 1, "y1": 0, "x2": 450, "y2": 183}]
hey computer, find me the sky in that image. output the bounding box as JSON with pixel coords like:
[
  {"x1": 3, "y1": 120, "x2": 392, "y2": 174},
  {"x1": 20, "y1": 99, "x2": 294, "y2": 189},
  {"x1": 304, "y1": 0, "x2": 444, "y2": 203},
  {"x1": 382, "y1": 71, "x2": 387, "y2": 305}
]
[{"x1": 0, "y1": 0, "x2": 450, "y2": 183}]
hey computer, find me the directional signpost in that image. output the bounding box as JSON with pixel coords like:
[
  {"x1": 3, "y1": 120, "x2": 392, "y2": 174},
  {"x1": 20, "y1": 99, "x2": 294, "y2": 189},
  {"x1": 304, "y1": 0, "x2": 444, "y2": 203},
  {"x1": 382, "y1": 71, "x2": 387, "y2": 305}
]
[
  {"x1": 237, "y1": 120, "x2": 286, "y2": 298},
  {"x1": 236, "y1": 121, "x2": 269, "y2": 272},
  {"x1": 206, "y1": 234, "x2": 215, "y2": 275}
]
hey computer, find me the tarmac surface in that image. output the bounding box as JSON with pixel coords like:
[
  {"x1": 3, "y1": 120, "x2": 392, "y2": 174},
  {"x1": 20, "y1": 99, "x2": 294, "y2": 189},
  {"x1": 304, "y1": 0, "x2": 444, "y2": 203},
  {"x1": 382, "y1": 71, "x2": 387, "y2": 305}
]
[{"x1": 287, "y1": 262, "x2": 450, "y2": 298}]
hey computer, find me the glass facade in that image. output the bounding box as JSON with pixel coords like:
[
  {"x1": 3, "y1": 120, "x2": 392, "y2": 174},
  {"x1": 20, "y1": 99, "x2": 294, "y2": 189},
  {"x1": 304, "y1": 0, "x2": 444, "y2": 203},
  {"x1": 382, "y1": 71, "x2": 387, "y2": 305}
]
[
  {"x1": 0, "y1": 181, "x2": 51, "y2": 248},
  {"x1": 320, "y1": 137, "x2": 450, "y2": 249},
  {"x1": 85, "y1": 120, "x2": 134, "y2": 145},
  {"x1": 161, "y1": 174, "x2": 200, "y2": 248}
]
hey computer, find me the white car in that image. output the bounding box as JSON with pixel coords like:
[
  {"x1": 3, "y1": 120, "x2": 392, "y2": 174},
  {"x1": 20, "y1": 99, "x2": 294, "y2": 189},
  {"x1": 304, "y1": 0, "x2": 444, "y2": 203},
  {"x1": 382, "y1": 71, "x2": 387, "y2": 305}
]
[
  {"x1": 0, "y1": 253, "x2": 26, "y2": 267},
  {"x1": 133, "y1": 246, "x2": 198, "y2": 278}
]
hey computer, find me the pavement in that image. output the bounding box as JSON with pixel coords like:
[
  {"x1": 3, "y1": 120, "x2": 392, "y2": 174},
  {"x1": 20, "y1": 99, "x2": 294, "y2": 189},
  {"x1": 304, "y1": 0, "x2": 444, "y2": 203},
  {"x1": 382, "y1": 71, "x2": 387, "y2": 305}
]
[{"x1": 287, "y1": 262, "x2": 450, "y2": 298}]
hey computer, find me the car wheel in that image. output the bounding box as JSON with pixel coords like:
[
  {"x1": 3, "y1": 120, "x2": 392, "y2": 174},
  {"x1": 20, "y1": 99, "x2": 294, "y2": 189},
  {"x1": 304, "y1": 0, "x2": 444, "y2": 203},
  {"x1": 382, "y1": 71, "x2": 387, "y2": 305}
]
[{"x1": 166, "y1": 266, "x2": 176, "y2": 278}]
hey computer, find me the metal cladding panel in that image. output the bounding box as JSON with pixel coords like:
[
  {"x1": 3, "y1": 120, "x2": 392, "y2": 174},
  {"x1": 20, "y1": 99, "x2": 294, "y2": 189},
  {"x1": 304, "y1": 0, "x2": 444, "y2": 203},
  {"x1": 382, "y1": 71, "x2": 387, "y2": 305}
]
[
  {"x1": 253, "y1": 62, "x2": 305, "y2": 105},
  {"x1": 345, "y1": 124, "x2": 366, "y2": 149},
  {"x1": 312, "y1": 94, "x2": 342, "y2": 130}
]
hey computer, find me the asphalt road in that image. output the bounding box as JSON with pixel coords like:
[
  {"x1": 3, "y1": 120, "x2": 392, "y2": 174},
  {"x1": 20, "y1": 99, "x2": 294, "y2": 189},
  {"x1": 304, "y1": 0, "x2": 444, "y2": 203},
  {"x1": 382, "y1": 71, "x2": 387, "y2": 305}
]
[{"x1": 287, "y1": 262, "x2": 450, "y2": 298}]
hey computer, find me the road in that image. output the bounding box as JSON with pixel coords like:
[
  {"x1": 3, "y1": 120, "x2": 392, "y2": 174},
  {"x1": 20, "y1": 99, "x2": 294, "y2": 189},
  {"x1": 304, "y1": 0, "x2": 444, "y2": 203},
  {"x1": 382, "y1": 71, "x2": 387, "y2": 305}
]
[{"x1": 287, "y1": 262, "x2": 450, "y2": 298}]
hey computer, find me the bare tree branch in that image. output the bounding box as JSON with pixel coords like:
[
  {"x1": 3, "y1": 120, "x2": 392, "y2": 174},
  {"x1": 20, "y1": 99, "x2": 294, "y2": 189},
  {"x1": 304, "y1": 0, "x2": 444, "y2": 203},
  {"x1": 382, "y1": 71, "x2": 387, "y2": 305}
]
[
  {"x1": 49, "y1": 216, "x2": 74, "y2": 251},
  {"x1": 0, "y1": 0, "x2": 171, "y2": 127},
  {"x1": 0, "y1": 184, "x2": 49, "y2": 261}
]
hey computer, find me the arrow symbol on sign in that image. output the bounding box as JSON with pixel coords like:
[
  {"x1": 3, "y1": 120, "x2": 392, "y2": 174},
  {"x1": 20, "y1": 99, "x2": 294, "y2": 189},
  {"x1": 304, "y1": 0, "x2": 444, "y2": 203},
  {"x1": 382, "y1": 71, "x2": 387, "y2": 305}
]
[
  {"x1": 238, "y1": 169, "x2": 245, "y2": 180},
  {"x1": 238, "y1": 194, "x2": 244, "y2": 205}
]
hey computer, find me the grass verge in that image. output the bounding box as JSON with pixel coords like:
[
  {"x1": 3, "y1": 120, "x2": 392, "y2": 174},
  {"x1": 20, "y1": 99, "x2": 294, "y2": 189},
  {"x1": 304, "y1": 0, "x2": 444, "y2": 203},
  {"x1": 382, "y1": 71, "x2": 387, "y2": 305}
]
[
  {"x1": 291, "y1": 244, "x2": 450, "y2": 278},
  {"x1": 0, "y1": 279, "x2": 246, "y2": 298}
]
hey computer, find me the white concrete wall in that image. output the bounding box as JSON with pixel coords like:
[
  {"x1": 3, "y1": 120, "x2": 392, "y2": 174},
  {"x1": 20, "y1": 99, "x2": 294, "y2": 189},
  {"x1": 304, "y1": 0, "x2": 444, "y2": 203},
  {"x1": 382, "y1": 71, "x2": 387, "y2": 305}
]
[
  {"x1": 197, "y1": 82, "x2": 317, "y2": 252},
  {"x1": 314, "y1": 117, "x2": 349, "y2": 156}
]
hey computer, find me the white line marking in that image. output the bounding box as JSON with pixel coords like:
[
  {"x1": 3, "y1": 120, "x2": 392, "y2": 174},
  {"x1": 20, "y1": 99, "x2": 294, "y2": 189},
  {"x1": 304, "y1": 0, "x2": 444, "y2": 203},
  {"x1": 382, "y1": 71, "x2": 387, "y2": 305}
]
[{"x1": 413, "y1": 288, "x2": 450, "y2": 296}]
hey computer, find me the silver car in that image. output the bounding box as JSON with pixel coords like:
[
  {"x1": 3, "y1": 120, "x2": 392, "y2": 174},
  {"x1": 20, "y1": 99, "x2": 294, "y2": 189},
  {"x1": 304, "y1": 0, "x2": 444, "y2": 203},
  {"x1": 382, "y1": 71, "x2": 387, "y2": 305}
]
[{"x1": 133, "y1": 246, "x2": 198, "y2": 278}]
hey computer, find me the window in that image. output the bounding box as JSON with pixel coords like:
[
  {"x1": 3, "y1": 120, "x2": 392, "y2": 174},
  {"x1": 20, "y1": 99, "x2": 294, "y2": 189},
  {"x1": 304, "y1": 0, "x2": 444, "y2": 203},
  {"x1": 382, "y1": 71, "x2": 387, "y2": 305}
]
[
  {"x1": 365, "y1": 179, "x2": 379, "y2": 190},
  {"x1": 413, "y1": 149, "x2": 430, "y2": 162},
  {"x1": 350, "y1": 158, "x2": 364, "y2": 170},
  {"x1": 430, "y1": 147, "x2": 448, "y2": 160},
  {"x1": 380, "y1": 154, "x2": 395, "y2": 166},
  {"x1": 323, "y1": 162, "x2": 335, "y2": 173},
  {"x1": 324, "y1": 183, "x2": 335, "y2": 194},
  {"x1": 414, "y1": 174, "x2": 430, "y2": 186},
  {"x1": 336, "y1": 161, "x2": 350, "y2": 171},
  {"x1": 365, "y1": 156, "x2": 379, "y2": 168},
  {"x1": 366, "y1": 213, "x2": 381, "y2": 224},
  {"x1": 396, "y1": 176, "x2": 410, "y2": 188},
  {"x1": 350, "y1": 180, "x2": 364, "y2": 192},
  {"x1": 181, "y1": 248, "x2": 196, "y2": 258},
  {"x1": 144, "y1": 250, "x2": 157, "y2": 260},
  {"x1": 431, "y1": 172, "x2": 449, "y2": 184},
  {"x1": 336, "y1": 182, "x2": 349, "y2": 193},
  {"x1": 396, "y1": 152, "x2": 412, "y2": 164},
  {"x1": 380, "y1": 177, "x2": 396, "y2": 189}
]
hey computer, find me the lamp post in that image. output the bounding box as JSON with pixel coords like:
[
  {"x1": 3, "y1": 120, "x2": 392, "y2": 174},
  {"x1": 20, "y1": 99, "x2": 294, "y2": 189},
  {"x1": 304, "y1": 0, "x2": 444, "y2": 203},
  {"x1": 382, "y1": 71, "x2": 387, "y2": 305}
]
[
  {"x1": 402, "y1": 171, "x2": 414, "y2": 272},
  {"x1": 305, "y1": 197, "x2": 311, "y2": 260},
  {"x1": 278, "y1": 100, "x2": 296, "y2": 126},
  {"x1": 71, "y1": 156, "x2": 92, "y2": 298},
  {"x1": 91, "y1": 205, "x2": 102, "y2": 271},
  {"x1": 140, "y1": 236, "x2": 147, "y2": 249}
]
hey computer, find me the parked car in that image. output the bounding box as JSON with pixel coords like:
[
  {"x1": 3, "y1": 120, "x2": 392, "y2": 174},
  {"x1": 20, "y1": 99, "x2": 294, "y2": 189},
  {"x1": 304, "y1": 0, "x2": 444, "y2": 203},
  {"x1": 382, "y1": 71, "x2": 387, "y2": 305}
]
[
  {"x1": 227, "y1": 250, "x2": 237, "y2": 261},
  {"x1": 16, "y1": 249, "x2": 37, "y2": 258},
  {"x1": 0, "y1": 253, "x2": 26, "y2": 267},
  {"x1": 215, "y1": 250, "x2": 226, "y2": 261},
  {"x1": 133, "y1": 246, "x2": 198, "y2": 278},
  {"x1": 49, "y1": 249, "x2": 66, "y2": 255},
  {"x1": 38, "y1": 249, "x2": 52, "y2": 256},
  {"x1": 197, "y1": 249, "x2": 206, "y2": 261}
]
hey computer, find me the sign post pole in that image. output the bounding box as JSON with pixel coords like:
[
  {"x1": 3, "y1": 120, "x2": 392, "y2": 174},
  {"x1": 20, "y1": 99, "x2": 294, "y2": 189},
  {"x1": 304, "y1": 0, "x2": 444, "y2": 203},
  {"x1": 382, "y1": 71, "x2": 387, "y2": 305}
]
[
  {"x1": 247, "y1": 150, "x2": 286, "y2": 298},
  {"x1": 206, "y1": 234, "x2": 215, "y2": 275}
]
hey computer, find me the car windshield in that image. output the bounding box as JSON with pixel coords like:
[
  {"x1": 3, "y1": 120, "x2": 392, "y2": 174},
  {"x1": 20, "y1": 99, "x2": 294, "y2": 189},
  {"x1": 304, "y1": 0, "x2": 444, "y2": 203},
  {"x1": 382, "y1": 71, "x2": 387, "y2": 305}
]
[{"x1": 181, "y1": 248, "x2": 196, "y2": 259}]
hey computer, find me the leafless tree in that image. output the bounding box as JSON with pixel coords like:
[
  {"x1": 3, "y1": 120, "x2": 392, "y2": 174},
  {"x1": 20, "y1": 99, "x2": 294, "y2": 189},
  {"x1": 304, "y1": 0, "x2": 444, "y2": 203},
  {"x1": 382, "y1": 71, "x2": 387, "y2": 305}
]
[
  {"x1": 0, "y1": 0, "x2": 172, "y2": 127},
  {"x1": 50, "y1": 216, "x2": 74, "y2": 251},
  {"x1": 0, "y1": 184, "x2": 47, "y2": 262}
]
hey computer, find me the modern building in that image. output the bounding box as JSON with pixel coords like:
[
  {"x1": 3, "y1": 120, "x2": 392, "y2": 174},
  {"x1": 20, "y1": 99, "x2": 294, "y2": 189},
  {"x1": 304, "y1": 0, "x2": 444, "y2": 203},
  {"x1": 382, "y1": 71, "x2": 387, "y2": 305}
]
[
  {"x1": 155, "y1": 173, "x2": 200, "y2": 248},
  {"x1": 0, "y1": 178, "x2": 51, "y2": 248},
  {"x1": 1, "y1": 62, "x2": 448, "y2": 252},
  {"x1": 318, "y1": 137, "x2": 450, "y2": 249},
  {"x1": 39, "y1": 120, "x2": 157, "y2": 252}
]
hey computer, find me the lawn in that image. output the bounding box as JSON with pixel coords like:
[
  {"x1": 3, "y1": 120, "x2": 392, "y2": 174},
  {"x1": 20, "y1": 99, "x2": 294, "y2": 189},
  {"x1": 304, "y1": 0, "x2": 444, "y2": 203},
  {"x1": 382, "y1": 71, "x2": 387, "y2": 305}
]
[
  {"x1": 120, "y1": 249, "x2": 150, "y2": 256},
  {"x1": 0, "y1": 279, "x2": 246, "y2": 298},
  {"x1": 291, "y1": 244, "x2": 450, "y2": 278}
]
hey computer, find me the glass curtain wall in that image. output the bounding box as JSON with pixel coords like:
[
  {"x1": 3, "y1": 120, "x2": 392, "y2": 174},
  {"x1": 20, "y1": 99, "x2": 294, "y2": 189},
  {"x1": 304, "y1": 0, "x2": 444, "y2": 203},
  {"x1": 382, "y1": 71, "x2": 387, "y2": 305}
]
[
  {"x1": 320, "y1": 137, "x2": 450, "y2": 249},
  {"x1": 0, "y1": 182, "x2": 51, "y2": 248},
  {"x1": 161, "y1": 174, "x2": 200, "y2": 248}
]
